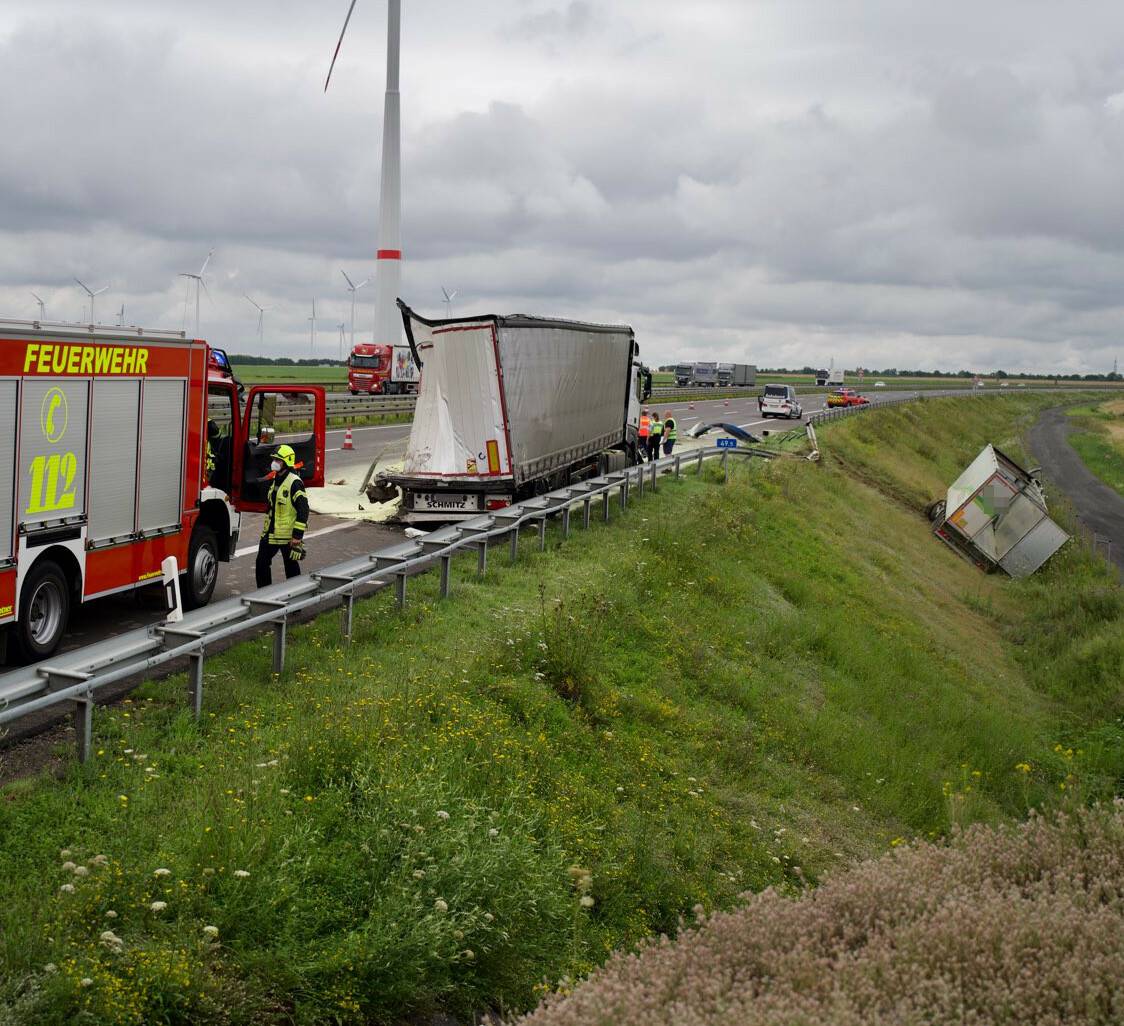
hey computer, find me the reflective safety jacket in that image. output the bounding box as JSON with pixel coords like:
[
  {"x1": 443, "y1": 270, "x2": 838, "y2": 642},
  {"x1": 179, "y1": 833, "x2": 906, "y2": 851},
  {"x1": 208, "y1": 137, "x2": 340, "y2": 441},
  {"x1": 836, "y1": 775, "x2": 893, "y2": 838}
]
[
  {"x1": 664, "y1": 417, "x2": 677, "y2": 441},
  {"x1": 638, "y1": 414, "x2": 651, "y2": 438},
  {"x1": 650, "y1": 418, "x2": 663, "y2": 438},
  {"x1": 263, "y1": 470, "x2": 309, "y2": 544},
  {"x1": 205, "y1": 441, "x2": 215, "y2": 481}
]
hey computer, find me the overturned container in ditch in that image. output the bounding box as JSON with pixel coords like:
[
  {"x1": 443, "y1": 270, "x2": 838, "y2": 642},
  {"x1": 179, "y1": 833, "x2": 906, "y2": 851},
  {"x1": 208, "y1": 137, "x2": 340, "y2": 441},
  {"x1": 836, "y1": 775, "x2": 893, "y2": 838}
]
[{"x1": 928, "y1": 444, "x2": 1068, "y2": 577}]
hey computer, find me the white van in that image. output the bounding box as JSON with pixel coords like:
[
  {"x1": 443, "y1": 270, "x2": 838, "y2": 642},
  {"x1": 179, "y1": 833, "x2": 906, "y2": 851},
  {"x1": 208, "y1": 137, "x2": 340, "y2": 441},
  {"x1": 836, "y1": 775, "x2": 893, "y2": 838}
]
[{"x1": 758, "y1": 384, "x2": 803, "y2": 419}]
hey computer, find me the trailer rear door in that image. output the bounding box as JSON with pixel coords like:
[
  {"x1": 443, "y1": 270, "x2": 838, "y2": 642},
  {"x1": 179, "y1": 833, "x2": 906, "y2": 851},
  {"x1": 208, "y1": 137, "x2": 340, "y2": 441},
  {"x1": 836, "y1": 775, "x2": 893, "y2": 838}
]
[{"x1": 403, "y1": 320, "x2": 511, "y2": 479}]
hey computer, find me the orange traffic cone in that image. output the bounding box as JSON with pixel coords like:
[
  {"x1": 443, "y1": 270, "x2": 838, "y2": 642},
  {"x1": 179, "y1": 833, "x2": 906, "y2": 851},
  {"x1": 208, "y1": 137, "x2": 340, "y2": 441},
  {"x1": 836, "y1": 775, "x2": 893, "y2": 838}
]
[
  {"x1": 724, "y1": 399, "x2": 730, "y2": 407},
  {"x1": 342, "y1": 426, "x2": 354, "y2": 450}
]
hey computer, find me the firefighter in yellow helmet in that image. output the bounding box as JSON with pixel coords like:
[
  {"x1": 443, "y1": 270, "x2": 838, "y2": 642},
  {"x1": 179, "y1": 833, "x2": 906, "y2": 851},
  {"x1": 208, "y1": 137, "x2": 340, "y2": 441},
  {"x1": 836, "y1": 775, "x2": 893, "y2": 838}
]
[{"x1": 256, "y1": 444, "x2": 310, "y2": 587}]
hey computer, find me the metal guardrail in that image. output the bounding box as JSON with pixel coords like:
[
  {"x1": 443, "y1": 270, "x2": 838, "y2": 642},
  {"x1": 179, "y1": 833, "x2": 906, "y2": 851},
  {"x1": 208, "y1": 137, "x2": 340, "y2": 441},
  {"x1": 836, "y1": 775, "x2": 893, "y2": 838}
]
[
  {"x1": 208, "y1": 394, "x2": 417, "y2": 424},
  {"x1": 0, "y1": 445, "x2": 759, "y2": 761}
]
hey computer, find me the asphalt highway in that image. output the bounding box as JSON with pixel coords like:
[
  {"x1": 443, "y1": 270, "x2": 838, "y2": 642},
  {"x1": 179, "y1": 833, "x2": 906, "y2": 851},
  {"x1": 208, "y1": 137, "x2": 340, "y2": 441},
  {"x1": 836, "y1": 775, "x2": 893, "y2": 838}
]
[{"x1": 52, "y1": 388, "x2": 913, "y2": 657}]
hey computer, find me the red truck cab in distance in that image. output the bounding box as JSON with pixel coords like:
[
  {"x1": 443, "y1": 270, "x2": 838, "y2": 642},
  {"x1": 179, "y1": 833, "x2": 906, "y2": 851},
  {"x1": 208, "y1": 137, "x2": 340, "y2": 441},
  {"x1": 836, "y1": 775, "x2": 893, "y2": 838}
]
[
  {"x1": 348, "y1": 343, "x2": 419, "y2": 395},
  {"x1": 0, "y1": 321, "x2": 327, "y2": 662}
]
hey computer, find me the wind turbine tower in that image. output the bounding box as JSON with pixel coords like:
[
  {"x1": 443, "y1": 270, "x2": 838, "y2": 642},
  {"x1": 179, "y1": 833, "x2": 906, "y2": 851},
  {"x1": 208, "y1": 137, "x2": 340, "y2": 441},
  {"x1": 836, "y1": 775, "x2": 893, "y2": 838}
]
[
  {"x1": 178, "y1": 249, "x2": 214, "y2": 337},
  {"x1": 441, "y1": 286, "x2": 457, "y2": 318},
  {"x1": 245, "y1": 294, "x2": 269, "y2": 344},
  {"x1": 337, "y1": 322, "x2": 347, "y2": 360},
  {"x1": 309, "y1": 299, "x2": 318, "y2": 353},
  {"x1": 341, "y1": 269, "x2": 370, "y2": 349},
  {"x1": 31, "y1": 292, "x2": 46, "y2": 321},
  {"x1": 74, "y1": 278, "x2": 109, "y2": 325},
  {"x1": 326, "y1": 0, "x2": 404, "y2": 352}
]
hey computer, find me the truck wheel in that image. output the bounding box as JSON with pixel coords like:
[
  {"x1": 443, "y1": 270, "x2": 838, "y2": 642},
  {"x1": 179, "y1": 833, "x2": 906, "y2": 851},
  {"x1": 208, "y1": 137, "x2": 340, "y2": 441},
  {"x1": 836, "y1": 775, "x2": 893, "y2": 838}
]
[
  {"x1": 16, "y1": 559, "x2": 70, "y2": 660},
  {"x1": 182, "y1": 526, "x2": 219, "y2": 610},
  {"x1": 350, "y1": 389, "x2": 359, "y2": 396}
]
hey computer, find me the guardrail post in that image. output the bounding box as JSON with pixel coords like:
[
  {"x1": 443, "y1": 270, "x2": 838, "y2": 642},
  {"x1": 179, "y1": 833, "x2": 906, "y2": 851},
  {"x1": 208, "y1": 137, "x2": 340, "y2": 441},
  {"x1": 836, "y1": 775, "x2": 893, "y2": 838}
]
[
  {"x1": 395, "y1": 572, "x2": 407, "y2": 608},
  {"x1": 620, "y1": 475, "x2": 628, "y2": 510},
  {"x1": 722, "y1": 451, "x2": 729, "y2": 483},
  {"x1": 674, "y1": 455, "x2": 681, "y2": 479},
  {"x1": 650, "y1": 460, "x2": 658, "y2": 491},
  {"x1": 537, "y1": 518, "x2": 547, "y2": 551},
  {"x1": 561, "y1": 505, "x2": 571, "y2": 539},
  {"x1": 341, "y1": 590, "x2": 355, "y2": 642},
  {"x1": 440, "y1": 555, "x2": 452, "y2": 597},
  {"x1": 509, "y1": 525, "x2": 519, "y2": 563},
  {"x1": 272, "y1": 619, "x2": 287, "y2": 675},
  {"x1": 583, "y1": 497, "x2": 592, "y2": 529},
  {"x1": 188, "y1": 651, "x2": 204, "y2": 719},
  {"x1": 696, "y1": 451, "x2": 704, "y2": 475},
  {"x1": 74, "y1": 693, "x2": 93, "y2": 763},
  {"x1": 477, "y1": 540, "x2": 488, "y2": 576}
]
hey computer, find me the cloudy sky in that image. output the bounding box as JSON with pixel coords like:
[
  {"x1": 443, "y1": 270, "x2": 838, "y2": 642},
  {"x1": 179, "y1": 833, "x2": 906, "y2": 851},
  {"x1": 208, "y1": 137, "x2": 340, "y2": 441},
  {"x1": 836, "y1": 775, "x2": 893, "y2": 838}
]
[{"x1": 1, "y1": 0, "x2": 1122, "y2": 373}]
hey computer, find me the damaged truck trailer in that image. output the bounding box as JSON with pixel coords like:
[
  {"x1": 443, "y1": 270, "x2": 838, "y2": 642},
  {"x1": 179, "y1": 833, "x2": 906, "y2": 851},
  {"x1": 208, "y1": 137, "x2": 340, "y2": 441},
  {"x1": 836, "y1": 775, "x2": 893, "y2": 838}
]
[{"x1": 367, "y1": 301, "x2": 652, "y2": 522}]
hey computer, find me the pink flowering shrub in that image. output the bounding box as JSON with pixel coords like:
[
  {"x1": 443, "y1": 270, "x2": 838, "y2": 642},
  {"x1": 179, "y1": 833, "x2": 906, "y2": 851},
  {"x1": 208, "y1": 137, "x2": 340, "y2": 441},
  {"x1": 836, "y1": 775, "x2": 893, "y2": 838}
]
[{"x1": 514, "y1": 802, "x2": 1124, "y2": 1026}]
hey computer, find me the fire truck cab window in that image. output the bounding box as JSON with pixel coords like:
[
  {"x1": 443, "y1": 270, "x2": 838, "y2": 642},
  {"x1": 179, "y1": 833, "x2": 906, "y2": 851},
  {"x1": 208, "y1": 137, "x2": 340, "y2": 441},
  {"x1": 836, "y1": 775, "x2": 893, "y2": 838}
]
[
  {"x1": 241, "y1": 392, "x2": 316, "y2": 504},
  {"x1": 206, "y1": 384, "x2": 236, "y2": 493}
]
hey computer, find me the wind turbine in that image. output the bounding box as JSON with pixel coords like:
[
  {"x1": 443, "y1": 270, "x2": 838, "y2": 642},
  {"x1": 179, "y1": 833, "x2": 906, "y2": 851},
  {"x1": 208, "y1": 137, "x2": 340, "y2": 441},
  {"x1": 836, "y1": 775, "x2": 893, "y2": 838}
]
[
  {"x1": 30, "y1": 292, "x2": 46, "y2": 321},
  {"x1": 178, "y1": 249, "x2": 214, "y2": 337},
  {"x1": 74, "y1": 277, "x2": 109, "y2": 324},
  {"x1": 117, "y1": 303, "x2": 126, "y2": 327},
  {"x1": 326, "y1": 0, "x2": 403, "y2": 352},
  {"x1": 309, "y1": 299, "x2": 318, "y2": 353},
  {"x1": 340, "y1": 269, "x2": 370, "y2": 350},
  {"x1": 337, "y1": 322, "x2": 347, "y2": 360},
  {"x1": 441, "y1": 286, "x2": 457, "y2": 318},
  {"x1": 244, "y1": 294, "x2": 269, "y2": 344}
]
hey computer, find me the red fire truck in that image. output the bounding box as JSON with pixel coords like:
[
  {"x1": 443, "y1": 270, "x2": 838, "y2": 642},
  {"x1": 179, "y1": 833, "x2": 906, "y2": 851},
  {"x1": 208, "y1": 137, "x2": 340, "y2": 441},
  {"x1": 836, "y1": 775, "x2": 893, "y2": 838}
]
[
  {"x1": 0, "y1": 322, "x2": 326, "y2": 661},
  {"x1": 347, "y1": 343, "x2": 420, "y2": 395}
]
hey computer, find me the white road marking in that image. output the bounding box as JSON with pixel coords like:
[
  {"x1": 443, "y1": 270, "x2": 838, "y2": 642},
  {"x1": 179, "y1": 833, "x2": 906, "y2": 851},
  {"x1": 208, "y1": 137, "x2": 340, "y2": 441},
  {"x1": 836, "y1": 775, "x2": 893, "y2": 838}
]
[{"x1": 233, "y1": 519, "x2": 360, "y2": 559}]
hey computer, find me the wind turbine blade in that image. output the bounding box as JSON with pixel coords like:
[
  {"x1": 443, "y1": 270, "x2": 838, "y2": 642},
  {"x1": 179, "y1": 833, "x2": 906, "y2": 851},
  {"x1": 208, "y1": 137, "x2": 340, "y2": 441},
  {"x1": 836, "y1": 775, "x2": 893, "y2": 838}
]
[
  {"x1": 357, "y1": 278, "x2": 370, "y2": 289},
  {"x1": 74, "y1": 277, "x2": 92, "y2": 296},
  {"x1": 31, "y1": 291, "x2": 43, "y2": 303},
  {"x1": 199, "y1": 249, "x2": 214, "y2": 276},
  {"x1": 450, "y1": 290, "x2": 457, "y2": 301},
  {"x1": 341, "y1": 269, "x2": 356, "y2": 289},
  {"x1": 93, "y1": 286, "x2": 109, "y2": 297},
  {"x1": 441, "y1": 287, "x2": 450, "y2": 302},
  {"x1": 200, "y1": 278, "x2": 213, "y2": 303},
  {"x1": 324, "y1": 0, "x2": 359, "y2": 92}
]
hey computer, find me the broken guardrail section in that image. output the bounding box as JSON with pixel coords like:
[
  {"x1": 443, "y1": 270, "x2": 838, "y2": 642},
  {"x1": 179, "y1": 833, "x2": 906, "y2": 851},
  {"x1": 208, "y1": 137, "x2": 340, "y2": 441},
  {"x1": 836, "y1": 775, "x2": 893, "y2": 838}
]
[{"x1": 928, "y1": 444, "x2": 1068, "y2": 577}]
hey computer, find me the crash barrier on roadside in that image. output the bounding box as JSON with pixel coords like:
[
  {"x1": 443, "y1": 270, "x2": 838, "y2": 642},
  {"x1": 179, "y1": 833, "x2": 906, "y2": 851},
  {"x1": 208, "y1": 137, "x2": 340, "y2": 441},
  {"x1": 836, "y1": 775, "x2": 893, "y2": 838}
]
[
  {"x1": 207, "y1": 393, "x2": 417, "y2": 425},
  {"x1": 0, "y1": 446, "x2": 763, "y2": 763}
]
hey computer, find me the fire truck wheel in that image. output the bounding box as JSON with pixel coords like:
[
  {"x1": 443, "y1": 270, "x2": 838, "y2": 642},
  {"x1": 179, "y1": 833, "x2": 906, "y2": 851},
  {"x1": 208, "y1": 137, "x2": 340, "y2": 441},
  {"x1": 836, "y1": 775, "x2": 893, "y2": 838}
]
[
  {"x1": 183, "y1": 526, "x2": 219, "y2": 610},
  {"x1": 16, "y1": 559, "x2": 70, "y2": 660}
]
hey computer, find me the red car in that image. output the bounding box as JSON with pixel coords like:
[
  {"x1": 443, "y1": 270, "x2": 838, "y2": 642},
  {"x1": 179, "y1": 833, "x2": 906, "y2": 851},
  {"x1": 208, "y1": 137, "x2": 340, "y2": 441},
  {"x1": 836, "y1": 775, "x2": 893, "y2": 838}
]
[{"x1": 826, "y1": 387, "x2": 871, "y2": 408}]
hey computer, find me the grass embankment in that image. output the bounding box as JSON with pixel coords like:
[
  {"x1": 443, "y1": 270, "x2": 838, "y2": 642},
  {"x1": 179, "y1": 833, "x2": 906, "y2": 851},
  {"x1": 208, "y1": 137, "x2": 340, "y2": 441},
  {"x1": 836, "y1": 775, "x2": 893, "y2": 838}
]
[
  {"x1": 1, "y1": 396, "x2": 1121, "y2": 1025},
  {"x1": 1066, "y1": 398, "x2": 1124, "y2": 499}
]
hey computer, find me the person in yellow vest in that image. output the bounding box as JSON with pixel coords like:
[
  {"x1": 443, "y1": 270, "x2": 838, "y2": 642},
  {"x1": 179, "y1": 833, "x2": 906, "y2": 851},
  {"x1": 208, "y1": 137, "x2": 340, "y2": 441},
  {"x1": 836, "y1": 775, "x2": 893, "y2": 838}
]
[
  {"x1": 647, "y1": 412, "x2": 663, "y2": 461},
  {"x1": 662, "y1": 412, "x2": 678, "y2": 456},
  {"x1": 255, "y1": 444, "x2": 309, "y2": 587},
  {"x1": 638, "y1": 408, "x2": 652, "y2": 462},
  {"x1": 205, "y1": 420, "x2": 219, "y2": 486}
]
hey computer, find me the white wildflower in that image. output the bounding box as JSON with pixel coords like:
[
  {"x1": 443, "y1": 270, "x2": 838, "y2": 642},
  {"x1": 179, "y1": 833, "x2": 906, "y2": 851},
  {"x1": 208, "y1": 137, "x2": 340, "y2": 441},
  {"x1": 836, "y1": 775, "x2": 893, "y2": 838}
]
[
  {"x1": 436, "y1": 810, "x2": 450, "y2": 821},
  {"x1": 91, "y1": 854, "x2": 108, "y2": 866},
  {"x1": 105, "y1": 910, "x2": 117, "y2": 919},
  {"x1": 59, "y1": 849, "x2": 72, "y2": 859},
  {"x1": 99, "y1": 930, "x2": 123, "y2": 950},
  {"x1": 202, "y1": 925, "x2": 219, "y2": 938},
  {"x1": 44, "y1": 963, "x2": 57, "y2": 974},
  {"x1": 150, "y1": 901, "x2": 168, "y2": 913},
  {"x1": 153, "y1": 868, "x2": 171, "y2": 878},
  {"x1": 579, "y1": 895, "x2": 595, "y2": 908},
  {"x1": 434, "y1": 898, "x2": 449, "y2": 913},
  {"x1": 462, "y1": 948, "x2": 475, "y2": 961},
  {"x1": 233, "y1": 869, "x2": 250, "y2": 879},
  {"x1": 79, "y1": 977, "x2": 93, "y2": 988},
  {"x1": 59, "y1": 884, "x2": 75, "y2": 894},
  {"x1": 483, "y1": 912, "x2": 494, "y2": 922},
  {"x1": 280, "y1": 788, "x2": 291, "y2": 795},
  {"x1": 413, "y1": 869, "x2": 426, "y2": 879},
  {"x1": 488, "y1": 828, "x2": 499, "y2": 838},
  {"x1": 73, "y1": 866, "x2": 89, "y2": 877},
  {"x1": 61, "y1": 861, "x2": 77, "y2": 872}
]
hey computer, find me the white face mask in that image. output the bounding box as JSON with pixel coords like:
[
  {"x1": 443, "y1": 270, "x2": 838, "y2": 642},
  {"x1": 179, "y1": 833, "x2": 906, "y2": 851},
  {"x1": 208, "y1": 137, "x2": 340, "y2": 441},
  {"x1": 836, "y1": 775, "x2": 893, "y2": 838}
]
[{"x1": 270, "y1": 460, "x2": 283, "y2": 473}]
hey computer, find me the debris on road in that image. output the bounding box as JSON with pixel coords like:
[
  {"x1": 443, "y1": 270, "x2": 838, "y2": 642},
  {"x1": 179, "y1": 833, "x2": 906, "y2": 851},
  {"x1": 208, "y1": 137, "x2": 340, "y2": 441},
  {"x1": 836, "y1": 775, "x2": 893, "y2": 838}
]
[
  {"x1": 686, "y1": 422, "x2": 763, "y2": 443},
  {"x1": 927, "y1": 444, "x2": 1068, "y2": 577}
]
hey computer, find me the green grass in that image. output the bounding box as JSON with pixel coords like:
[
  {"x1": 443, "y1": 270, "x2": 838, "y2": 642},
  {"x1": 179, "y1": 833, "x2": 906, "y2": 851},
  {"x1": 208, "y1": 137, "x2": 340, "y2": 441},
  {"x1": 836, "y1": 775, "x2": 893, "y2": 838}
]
[
  {"x1": 234, "y1": 365, "x2": 350, "y2": 391},
  {"x1": 1064, "y1": 398, "x2": 1124, "y2": 499},
  {"x1": 1, "y1": 395, "x2": 1121, "y2": 1025}
]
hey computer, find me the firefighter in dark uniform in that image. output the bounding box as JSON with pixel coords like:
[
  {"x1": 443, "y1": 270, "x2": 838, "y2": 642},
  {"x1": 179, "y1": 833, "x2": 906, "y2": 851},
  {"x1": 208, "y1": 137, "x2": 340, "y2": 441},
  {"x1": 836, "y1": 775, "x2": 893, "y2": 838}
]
[{"x1": 256, "y1": 444, "x2": 310, "y2": 587}]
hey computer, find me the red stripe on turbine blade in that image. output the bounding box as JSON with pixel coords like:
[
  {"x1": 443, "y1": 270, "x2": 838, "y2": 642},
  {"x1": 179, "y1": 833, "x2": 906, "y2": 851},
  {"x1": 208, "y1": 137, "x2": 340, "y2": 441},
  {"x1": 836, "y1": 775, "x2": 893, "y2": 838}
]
[{"x1": 377, "y1": 249, "x2": 403, "y2": 259}]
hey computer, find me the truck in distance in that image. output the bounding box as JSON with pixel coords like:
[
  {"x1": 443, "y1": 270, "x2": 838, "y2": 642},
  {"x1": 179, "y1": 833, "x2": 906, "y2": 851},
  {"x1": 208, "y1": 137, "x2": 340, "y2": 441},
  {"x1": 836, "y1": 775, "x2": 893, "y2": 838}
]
[
  {"x1": 0, "y1": 321, "x2": 327, "y2": 660},
  {"x1": 365, "y1": 301, "x2": 651, "y2": 522},
  {"x1": 717, "y1": 363, "x2": 756, "y2": 387},
  {"x1": 674, "y1": 361, "x2": 719, "y2": 387},
  {"x1": 348, "y1": 343, "x2": 420, "y2": 395},
  {"x1": 815, "y1": 367, "x2": 845, "y2": 387}
]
